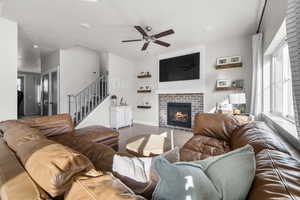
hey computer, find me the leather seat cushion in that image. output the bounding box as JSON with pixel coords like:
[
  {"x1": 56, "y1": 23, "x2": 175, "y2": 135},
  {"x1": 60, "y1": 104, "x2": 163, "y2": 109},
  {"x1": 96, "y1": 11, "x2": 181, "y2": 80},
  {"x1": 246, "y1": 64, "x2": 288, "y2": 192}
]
[
  {"x1": 74, "y1": 126, "x2": 119, "y2": 143},
  {"x1": 193, "y1": 113, "x2": 240, "y2": 142},
  {"x1": 180, "y1": 135, "x2": 230, "y2": 162},
  {"x1": 0, "y1": 139, "x2": 51, "y2": 200},
  {"x1": 19, "y1": 114, "x2": 74, "y2": 137},
  {"x1": 248, "y1": 149, "x2": 300, "y2": 199},
  {"x1": 65, "y1": 173, "x2": 145, "y2": 200},
  {"x1": 231, "y1": 122, "x2": 290, "y2": 154}
]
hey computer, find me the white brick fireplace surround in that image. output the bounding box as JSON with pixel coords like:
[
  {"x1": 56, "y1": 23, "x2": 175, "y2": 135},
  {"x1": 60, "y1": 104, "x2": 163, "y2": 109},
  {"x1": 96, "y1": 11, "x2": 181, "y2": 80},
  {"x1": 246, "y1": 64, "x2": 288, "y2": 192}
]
[{"x1": 159, "y1": 93, "x2": 204, "y2": 130}]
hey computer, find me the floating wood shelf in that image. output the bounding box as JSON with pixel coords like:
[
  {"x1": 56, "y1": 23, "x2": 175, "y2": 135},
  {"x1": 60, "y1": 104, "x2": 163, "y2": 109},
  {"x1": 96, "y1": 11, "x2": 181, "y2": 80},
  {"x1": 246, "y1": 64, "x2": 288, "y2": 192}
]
[
  {"x1": 137, "y1": 90, "x2": 152, "y2": 93},
  {"x1": 137, "y1": 106, "x2": 152, "y2": 109},
  {"x1": 137, "y1": 75, "x2": 152, "y2": 78},
  {"x1": 216, "y1": 87, "x2": 243, "y2": 91},
  {"x1": 216, "y1": 63, "x2": 243, "y2": 70}
]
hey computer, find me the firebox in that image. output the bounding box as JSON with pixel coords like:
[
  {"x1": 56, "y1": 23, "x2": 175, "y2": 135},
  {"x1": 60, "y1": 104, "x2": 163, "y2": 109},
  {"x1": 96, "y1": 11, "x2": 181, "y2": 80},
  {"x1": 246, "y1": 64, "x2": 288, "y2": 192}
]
[{"x1": 167, "y1": 102, "x2": 192, "y2": 129}]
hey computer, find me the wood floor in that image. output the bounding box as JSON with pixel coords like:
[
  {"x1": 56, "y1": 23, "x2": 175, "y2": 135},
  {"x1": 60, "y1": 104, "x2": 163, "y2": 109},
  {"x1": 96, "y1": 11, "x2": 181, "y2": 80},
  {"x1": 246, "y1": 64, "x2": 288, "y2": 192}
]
[
  {"x1": 118, "y1": 124, "x2": 193, "y2": 153},
  {"x1": 118, "y1": 123, "x2": 300, "y2": 161}
]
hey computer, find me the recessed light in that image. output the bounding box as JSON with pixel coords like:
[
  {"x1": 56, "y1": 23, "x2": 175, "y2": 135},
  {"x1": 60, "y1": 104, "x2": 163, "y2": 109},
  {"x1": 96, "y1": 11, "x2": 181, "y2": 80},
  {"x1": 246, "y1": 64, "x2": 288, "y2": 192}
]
[
  {"x1": 33, "y1": 45, "x2": 39, "y2": 48},
  {"x1": 203, "y1": 26, "x2": 213, "y2": 32},
  {"x1": 80, "y1": 23, "x2": 91, "y2": 29}
]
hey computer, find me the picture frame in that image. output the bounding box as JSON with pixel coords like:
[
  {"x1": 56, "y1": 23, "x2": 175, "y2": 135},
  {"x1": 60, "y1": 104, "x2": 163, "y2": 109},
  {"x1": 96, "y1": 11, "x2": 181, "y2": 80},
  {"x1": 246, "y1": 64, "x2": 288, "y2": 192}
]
[
  {"x1": 216, "y1": 56, "x2": 242, "y2": 66},
  {"x1": 216, "y1": 80, "x2": 231, "y2": 88}
]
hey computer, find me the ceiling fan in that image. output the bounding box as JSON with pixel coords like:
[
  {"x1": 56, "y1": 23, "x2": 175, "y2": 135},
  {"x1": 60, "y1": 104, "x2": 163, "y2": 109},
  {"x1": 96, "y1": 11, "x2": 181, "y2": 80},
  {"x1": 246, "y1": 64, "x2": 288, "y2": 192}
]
[{"x1": 122, "y1": 26, "x2": 175, "y2": 51}]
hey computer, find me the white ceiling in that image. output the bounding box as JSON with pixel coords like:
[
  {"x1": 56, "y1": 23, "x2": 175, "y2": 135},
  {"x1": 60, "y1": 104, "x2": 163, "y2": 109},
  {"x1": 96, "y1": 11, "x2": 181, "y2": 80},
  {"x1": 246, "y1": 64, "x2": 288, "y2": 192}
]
[{"x1": 2, "y1": 0, "x2": 262, "y2": 60}]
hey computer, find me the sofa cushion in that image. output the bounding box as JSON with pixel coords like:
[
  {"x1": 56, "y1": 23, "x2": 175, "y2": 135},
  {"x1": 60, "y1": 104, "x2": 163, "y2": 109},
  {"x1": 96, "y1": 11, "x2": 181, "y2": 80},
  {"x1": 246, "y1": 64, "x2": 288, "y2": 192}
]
[
  {"x1": 248, "y1": 149, "x2": 300, "y2": 199},
  {"x1": 153, "y1": 145, "x2": 256, "y2": 200},
  {"x1": 180, "y1": 135, "x2": 230, "y2": 162},
  {"x1": 74, "y1": 125, "x2": 119, "y2": 143},
  {"x1": 50, "y1": 133, "x2": 116, "y2": 172},
  {"x1": 193, "y1": 113, "x2": 240, "y2": 142},
  {"x1": 1, "y1": 121, "x2": 95, "y2": 197},
  {"x1": 0, "y1": 139, "x2": 51, "y2": 200},
  {"x1": 65, "y1": 172, "x2": 146, "y2": 200},
  {"x1": 17, "y1": 138, "x2": 95, "y2": 197},
  {"x1": 2, "y1": 122, "x2": 44, "y2": 152},
  {"x1": 231, "y1": 122, "x2": 290, "y2": 154},
  {"x1": 19, "y1": 114, "x2": 74, "y2": 137}
]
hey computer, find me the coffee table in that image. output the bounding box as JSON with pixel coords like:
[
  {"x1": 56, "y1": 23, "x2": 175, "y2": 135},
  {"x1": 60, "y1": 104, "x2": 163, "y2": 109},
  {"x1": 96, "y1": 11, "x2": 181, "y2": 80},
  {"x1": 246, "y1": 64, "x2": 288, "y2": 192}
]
[{"x1": 126, "y1": 132, "x2": 174, "y2": 157}]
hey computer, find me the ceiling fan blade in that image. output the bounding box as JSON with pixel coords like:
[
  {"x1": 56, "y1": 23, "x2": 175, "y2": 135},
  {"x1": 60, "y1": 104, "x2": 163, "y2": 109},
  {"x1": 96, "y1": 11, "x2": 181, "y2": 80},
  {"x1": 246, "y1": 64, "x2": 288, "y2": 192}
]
[
  {"x1": 141, "y1": 42, "x2": 150, "y2": 51},
  {"x1": 154, "y1": 40, "x2": 171, "y2": 47},
  {"x1": 153, "y1": 29, "x2": 175, "y2": 39},
  {"x1": 122, "y1": 39, "x2": 142, "y2": 42},
  {"x1": 134, "y1": 26, "x2": 148, "y2": 37}
]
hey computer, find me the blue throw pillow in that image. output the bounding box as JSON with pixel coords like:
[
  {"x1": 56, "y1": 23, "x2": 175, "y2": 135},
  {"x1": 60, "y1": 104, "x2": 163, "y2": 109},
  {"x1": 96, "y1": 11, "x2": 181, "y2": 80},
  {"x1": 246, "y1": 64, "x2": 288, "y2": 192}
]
[{"x1": 152, "y1": 145, "x2": 256, "y2": 200}]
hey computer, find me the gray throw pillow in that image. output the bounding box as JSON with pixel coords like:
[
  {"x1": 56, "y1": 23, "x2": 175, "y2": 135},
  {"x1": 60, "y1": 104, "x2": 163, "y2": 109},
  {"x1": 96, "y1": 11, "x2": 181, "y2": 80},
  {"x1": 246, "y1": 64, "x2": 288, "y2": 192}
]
[{"x1": 152, "y1": 145, "x2": 256, "y2": 200}]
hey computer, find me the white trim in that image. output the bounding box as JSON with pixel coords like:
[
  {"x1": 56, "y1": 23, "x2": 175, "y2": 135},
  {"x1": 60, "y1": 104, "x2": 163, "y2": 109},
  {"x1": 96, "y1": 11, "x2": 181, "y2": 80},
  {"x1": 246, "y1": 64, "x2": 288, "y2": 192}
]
[
  {"x1": 261, "y1": 113, "x2": 300, "y2": 151},
  {"x1": 41, "y1": 67, "x2": 60, "y2": 116},
  {"x1": 133, "y1": 120, "x2": 159, "y2": 127}
]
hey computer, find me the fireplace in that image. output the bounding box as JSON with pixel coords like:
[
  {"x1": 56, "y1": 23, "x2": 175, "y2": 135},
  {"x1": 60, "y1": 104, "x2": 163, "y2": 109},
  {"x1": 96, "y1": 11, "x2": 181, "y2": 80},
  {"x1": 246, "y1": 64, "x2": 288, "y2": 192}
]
[{"x1": 167, "y1": 103, "x2": 192, "y2": 129}]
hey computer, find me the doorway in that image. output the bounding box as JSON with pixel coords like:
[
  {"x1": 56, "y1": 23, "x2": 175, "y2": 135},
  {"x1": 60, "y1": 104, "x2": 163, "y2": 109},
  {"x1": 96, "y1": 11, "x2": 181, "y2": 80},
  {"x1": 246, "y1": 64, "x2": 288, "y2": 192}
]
[
  {"x1": 42, "y1": 69, "x2": 59, "y2": 116},
  {"x1": 17, "y1": 76, "x2": 25, "y2": 117}
]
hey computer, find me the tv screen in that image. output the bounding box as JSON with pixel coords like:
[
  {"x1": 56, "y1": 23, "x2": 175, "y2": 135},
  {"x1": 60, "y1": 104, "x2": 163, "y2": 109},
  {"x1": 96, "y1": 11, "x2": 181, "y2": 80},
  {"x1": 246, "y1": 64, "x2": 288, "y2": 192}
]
[{"x1": 159, "y1": 53, "x2": 200, "y2": 82}]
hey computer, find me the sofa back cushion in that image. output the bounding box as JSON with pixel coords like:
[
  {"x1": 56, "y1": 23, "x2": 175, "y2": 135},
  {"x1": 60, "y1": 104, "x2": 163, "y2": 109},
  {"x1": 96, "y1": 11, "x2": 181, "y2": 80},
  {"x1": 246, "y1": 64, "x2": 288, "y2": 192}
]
[
  {"x1": 180, "y1": 135, "x2": 230, "y2": 162},
  {"x1": 2, "y1": 122, "x2": 45, "y2": 152},
  {"x1": 193, "y1": 113, "x2": 240, "y2": 142},
  {"x1": 231, "y1": 122, "x2": 290, "y2": 154},
  {"x1": 19, "y1": 114, "x2": 74, "y2": 137},
  {"x1": 0, "y1": 139, "x2": 51, "y2": 200},
  {"x1": 248, "y1": 149, "x2": 300, "y2": 199}
]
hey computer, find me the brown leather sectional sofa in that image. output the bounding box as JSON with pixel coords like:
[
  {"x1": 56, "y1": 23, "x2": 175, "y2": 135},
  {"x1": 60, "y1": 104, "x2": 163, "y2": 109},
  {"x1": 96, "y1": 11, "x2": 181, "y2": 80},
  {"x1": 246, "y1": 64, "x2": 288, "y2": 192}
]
[
  {"x1": 181, "y1": 113, "x2": 300, "y2": 199},
  {"x1": 0, "y1": 113, "x2": 300, "y2": 199}
]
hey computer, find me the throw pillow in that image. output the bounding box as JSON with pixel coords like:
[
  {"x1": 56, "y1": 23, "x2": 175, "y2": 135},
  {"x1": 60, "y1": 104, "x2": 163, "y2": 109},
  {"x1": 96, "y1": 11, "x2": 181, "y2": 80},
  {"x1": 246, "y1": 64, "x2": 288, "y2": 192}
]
[
  {"x1": 112, "y1": 147, "x2": 180, "y2": 198},
  {"x1": 152, "y1": 145, "x2": 256, "y2": 200}
]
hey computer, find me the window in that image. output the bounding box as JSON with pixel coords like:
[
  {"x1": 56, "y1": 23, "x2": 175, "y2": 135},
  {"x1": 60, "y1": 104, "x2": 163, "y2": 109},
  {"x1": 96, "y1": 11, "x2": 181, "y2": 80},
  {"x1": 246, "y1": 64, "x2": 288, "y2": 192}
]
[{"x1": 267, "y1": 42, "x2": 294, "y2": 121}]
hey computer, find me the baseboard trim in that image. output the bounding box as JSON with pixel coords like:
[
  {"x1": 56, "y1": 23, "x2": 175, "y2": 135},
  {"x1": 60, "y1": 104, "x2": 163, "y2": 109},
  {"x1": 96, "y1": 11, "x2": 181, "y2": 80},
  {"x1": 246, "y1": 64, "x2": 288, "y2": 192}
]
[{"x1": 133, "y1": 120, "x2": 159, "y2": 127}]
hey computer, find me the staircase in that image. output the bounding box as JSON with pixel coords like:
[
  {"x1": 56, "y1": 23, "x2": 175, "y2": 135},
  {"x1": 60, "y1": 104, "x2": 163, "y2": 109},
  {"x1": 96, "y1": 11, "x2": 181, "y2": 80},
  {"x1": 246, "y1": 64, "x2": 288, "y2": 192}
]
[{"x1": 68, "y1": 75, "x2": 109, "y2": 126}]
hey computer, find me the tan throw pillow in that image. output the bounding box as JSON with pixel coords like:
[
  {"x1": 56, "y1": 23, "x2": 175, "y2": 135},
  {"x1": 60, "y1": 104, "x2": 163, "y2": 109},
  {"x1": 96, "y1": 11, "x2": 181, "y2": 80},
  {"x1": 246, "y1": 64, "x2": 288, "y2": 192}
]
[{"x1": 112, "y1": 147, "x2": 180, "y2": 199}]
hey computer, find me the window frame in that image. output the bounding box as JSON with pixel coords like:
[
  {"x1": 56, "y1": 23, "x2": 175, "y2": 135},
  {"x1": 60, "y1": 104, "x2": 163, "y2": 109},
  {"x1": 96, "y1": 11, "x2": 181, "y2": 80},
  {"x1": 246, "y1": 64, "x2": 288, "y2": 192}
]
[{"x1": 268, "y1": 39, "x2": 295, "y2": 123}]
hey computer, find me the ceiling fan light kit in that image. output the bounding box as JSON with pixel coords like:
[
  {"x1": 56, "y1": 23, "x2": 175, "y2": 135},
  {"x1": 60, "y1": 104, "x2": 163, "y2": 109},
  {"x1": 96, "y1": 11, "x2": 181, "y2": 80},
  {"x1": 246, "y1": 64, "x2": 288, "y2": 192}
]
[{"x1": 122, "y1": 26, "x2": 175, "y2": 51}]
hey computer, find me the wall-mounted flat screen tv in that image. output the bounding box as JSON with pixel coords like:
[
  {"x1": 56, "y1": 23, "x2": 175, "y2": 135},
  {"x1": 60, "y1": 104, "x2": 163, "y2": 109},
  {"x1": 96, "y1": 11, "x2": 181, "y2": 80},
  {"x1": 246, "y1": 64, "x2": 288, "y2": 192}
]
[{"x1": 159, "y1": 52, "x2": 200, "y2": 82}]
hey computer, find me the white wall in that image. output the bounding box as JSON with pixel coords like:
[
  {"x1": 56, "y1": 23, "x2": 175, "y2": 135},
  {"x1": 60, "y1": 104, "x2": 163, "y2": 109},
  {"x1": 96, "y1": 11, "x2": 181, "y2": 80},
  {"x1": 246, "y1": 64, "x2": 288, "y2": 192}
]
[
  {"x1": 18, "y1": 33, "x2": 41, "y2": 73},
  {"x1": 134, "y1": 36, "x2": 252, "y2": 126},
  {"x1": 261, "y1": 0, "x2": 288, "y2": 51},
  {"x1": 59, "y1": 46, "x2": 100, "y2": 114},
  {"x1": 76, "y1": 97, "x2": 111, "y2": 128},
  {"x1": 205, "y1": 36, "x2": 253, "y2": 112},
  {"x1": 157, "y1": 46, "x2": 206, "y2": 94},
  {"x1": 0, "y1": 18, "x2": 18, "y2": 121},
  {"x1": 77, "y1": 52, "x2": 136, "y2": 128},
  {"x1": 108, "y1": 53, "x2": 136, "y2": 107},
  {"x1": 41, "y1": 50, "x2": 60, "y2": 74}
]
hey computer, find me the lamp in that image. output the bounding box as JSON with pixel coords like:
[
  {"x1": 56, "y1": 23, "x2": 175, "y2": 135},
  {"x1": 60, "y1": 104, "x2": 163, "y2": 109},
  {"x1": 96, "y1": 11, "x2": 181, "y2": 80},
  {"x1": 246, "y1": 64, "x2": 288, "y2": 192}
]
[{"x1": 229, "y1": 93, "x2": 246, "y2": 114}]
